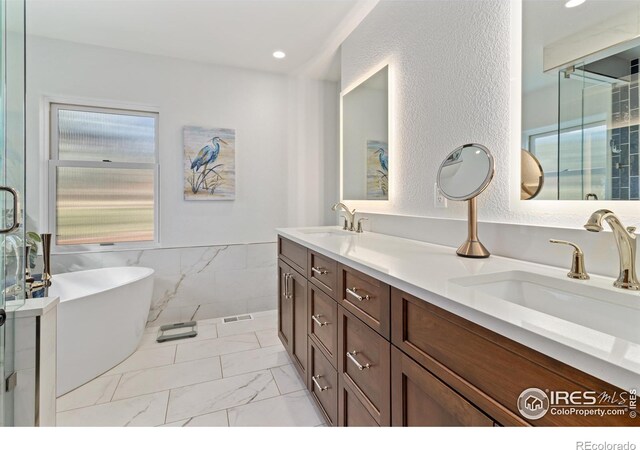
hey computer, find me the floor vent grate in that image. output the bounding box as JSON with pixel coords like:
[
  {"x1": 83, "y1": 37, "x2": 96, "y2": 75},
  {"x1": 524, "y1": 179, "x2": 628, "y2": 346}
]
[{"x1": 222, "y1": 314, "x2": 253, "y2": 324}]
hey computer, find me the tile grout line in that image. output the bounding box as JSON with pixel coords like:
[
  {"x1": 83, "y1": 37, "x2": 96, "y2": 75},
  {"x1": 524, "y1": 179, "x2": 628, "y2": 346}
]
[
  {"x1": 103, "y1": 335, "x2": 269, "y2": 380},
  {"x1": 109, "y1": 374, "x2": 124, "y2": 403},
  {"x1": 270, "y1": 368, "x2": 283, "y2": 395},
  {"x1": 163, "y1": 389, "x2": 171, "y2": 424},
  {"x1": 109, "y1": 357, "x2": 224, "y2": 403},
  {"x1": 58, "y1": 388, "x2": 169, "y2": 415}
]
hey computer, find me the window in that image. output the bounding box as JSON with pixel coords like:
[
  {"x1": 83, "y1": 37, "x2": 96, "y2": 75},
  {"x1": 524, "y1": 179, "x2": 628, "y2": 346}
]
[{"x1": 49, "y1": 103, "x2": 159, "y2": 247}]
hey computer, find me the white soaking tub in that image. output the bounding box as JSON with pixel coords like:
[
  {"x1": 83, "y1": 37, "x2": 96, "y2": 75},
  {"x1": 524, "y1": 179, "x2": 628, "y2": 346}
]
[{"x1": 49, "y1": 267, "x2": 154, "y2": 396}]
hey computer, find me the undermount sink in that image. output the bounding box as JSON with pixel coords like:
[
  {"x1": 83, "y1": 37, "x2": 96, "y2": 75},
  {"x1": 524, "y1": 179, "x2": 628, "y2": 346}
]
[
  {"x1": 450, "y1": 271, "x2": 640, "y2": 344},
  {"x1": 297, "y1": 228, "x2": 354, "y2": 237}
]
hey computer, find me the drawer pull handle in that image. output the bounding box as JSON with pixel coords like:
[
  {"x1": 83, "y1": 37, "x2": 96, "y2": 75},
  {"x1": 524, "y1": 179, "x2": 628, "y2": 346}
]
[
  {"x1": 311, "y1": 374, "x2": 329, "y2": 392},
  {"x1": 346, "y1": 350, "x2": 371, "y2": 371},
  {"x1": 311, "y1": 314, "x2": 329, "y2": 327},
  {"x1": 346, "y1": 287, "x2": 369, "y2": 302},
  {"x1": 311, "y1": 266, "x2": 328, "y2": 276}
]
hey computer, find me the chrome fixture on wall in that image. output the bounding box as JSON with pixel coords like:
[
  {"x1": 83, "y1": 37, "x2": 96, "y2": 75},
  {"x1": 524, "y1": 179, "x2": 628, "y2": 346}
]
[{"x1": 584, "y1": 210, "x2": 639, "y2": 290}]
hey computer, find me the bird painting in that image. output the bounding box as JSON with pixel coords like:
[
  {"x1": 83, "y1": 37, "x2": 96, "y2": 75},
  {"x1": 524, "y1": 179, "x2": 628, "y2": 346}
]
[
  {"x1": 375, "y1": 146, "x2": 388, "y2": 173},
  {"x1": 190, "y1": 137, "x2": 227, "y2": 172},
  {"x1": 366, "y1": 140, "x2": 388, "y2": 199},
  {"x1": 184, "y1": 126, "x2": 236, "y2": 200}
]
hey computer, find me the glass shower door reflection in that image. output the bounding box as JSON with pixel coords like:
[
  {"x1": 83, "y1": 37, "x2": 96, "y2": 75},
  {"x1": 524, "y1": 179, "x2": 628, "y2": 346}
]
[{"x1": 0, "y1": 0, "x2": 26, "y2": 427}]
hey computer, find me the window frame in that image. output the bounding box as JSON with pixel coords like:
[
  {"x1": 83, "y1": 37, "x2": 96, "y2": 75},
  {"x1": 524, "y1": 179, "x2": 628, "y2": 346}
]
[{"x1": 48, "y1": 102, "x2": 160, "y2": 252}]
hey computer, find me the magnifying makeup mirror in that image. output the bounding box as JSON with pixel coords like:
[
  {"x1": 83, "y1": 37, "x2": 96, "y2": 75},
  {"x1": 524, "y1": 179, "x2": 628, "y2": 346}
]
[
  {"x1": 520, "y1": 149, "x2": 544, "y2": 200},
  {"x1": 437, "y1": 143, "x2": 495, "y2": 258}
]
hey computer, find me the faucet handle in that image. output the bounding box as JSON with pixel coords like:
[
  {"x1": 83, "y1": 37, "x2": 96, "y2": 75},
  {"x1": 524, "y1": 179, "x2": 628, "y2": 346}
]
[
  {"x1": 627, "y1": 226, "x2": 637, "y2": 234},
  {"x1": 549, "y1": 239, "x2": 589, "y2": 280},
  {"x1": 341, "y1": 215, "x2": 349, "y2": 231},
  {"x1": 356, "y1": 218, "x2": 368, "y2": 233}
]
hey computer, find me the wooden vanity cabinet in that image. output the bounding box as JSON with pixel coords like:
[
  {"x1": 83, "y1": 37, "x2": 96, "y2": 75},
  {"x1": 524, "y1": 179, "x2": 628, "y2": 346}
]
[
  {"x1": 277, "y1": 234, "x2": 636, "y2": 427},
  {"x1": 278, "y1": 240, "x2": 308, "y2": 382}
]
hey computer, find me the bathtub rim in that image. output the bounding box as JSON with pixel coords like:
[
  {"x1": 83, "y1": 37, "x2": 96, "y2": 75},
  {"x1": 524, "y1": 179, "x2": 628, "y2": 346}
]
[{"x1": 49, "y1": 266, "x2": 155, "y2": 303}]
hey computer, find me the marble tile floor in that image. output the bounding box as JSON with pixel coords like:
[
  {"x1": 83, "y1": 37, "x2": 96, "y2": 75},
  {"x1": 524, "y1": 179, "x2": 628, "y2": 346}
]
[{"x1": 56, "y1": 310, "x2": 326, "y2": 427}]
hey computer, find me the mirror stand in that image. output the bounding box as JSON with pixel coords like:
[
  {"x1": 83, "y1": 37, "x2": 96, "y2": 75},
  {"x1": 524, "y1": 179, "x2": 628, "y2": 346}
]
[{"x1": 456, "y1": 197, "x2": 490, "y2": 259}]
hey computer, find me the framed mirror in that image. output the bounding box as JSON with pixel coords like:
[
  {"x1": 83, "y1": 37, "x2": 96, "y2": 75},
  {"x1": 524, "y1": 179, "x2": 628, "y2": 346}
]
[
  {"x1": 521, "y1": 0, "x2": 640, "y2": 201},
  {"x1": 341, "y1": 65, "x2": 389, "y2": 201}
]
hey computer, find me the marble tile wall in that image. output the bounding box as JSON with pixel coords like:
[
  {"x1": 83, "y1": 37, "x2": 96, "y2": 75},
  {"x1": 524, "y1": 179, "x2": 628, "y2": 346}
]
[{"x1": 50, "y1": 242, "x2": 277, "y2": 327}]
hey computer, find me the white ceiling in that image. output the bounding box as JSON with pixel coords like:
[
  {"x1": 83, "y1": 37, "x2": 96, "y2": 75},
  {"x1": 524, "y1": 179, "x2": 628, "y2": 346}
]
[
  {"x1": 523, "y1": 0, "x2": 640, "y2": 94},
  {"x1": 26, "y1": 0, "x2": 364, "y2": 77}
]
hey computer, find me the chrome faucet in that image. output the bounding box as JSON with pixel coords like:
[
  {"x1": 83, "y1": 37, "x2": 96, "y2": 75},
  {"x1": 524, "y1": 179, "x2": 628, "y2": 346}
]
[
  {"x1": 583, "y1": 210, "x2": 640, "y2": 290},
  {"x1": 331, "y1": 203, "x2": 356, "y2": 231}
]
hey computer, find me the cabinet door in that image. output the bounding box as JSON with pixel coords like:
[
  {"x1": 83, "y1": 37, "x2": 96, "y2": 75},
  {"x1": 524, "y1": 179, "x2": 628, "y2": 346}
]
[
  {"x1": 278, "y1": 259, "x2": 294, "y2": 354},
  {"x1": 338, "y1": 376, "x2": 379, "y2": 427},
  {"x1": 391, "y1": 347, "x2": 494, "y2": 427},
  {"x1": 289, "y1": 268, "x2": 308, "y2": 380}
]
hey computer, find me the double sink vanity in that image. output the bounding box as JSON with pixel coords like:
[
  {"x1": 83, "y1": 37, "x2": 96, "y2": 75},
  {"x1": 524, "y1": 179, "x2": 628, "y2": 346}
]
[{"x1": 276, "y1": 226, "x2": 639, "y2": 427}]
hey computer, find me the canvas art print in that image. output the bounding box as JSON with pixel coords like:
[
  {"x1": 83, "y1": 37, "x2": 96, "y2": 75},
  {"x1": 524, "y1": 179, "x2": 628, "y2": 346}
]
[
  {"x1": 366, "y1": 140, "x2": 388, "y2": 200},
  {"x1": 184, "y1": 126, "x2": 236, "y2": 200}
]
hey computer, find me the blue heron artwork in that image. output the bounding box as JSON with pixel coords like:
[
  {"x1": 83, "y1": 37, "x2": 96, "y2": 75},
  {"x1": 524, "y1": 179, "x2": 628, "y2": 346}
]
[
  {"x1": 366, "y1": 140, "x2": 388, "y2": 199},
  {"x1": 184, "y1": 126, "x2": 236, "y2": 200}
]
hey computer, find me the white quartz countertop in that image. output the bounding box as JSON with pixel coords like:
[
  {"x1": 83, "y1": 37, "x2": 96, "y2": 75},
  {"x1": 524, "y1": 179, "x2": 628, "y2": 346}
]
[{"x1": 276, "y1": 226, "x2": 640, "y2": 390}]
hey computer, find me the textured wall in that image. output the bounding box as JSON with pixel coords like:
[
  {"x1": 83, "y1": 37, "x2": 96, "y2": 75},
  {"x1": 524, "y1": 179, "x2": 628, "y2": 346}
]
[
  {"x1": 341, "y1": 0, "x2": 511, "y2": 221},
  {"x1": 338, "y1": 0, "x2": 640, "y2": 275}
]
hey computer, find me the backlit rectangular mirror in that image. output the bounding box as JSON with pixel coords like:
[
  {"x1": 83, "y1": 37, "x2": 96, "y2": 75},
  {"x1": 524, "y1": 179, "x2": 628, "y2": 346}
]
[
  {"x1": 522, "y1": 0, "x2": 640, "y2": 201},
  {"x1": 341, "y1": 65, "x2": 389, "y2": 201}
]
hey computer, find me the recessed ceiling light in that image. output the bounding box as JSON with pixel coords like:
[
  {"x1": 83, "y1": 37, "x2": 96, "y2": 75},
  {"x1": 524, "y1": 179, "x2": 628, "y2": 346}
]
[
  {"x1": 273, "y1": 50, "x2": 286, "y2": 59},
  {"x1": 565, "y1": 0, "x2": 586, "y2": 8}
]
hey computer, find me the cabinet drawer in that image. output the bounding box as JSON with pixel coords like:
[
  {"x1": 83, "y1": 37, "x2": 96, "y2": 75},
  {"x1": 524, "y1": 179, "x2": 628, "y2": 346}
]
[
  {"x1": 390, "y1": 288, "x2": 635, "y2": 426},
  {"x1": 338, "y1": 306, "x2": 390, "y2": 426},
  {"x1": 308, "y1": 251, "x2": 338, "y2": 298},
  {"x1": 338, "y1": 264, "x2": 390, "y2": 339},
  {"x1": 391, "y1": 347, "x2": 494, "y2": 427},
  {"x1": 308, "y1": 284, "x2": 338, "y2": 367},
  {"x1": 308, "y1": 339, "x2": 338, "y2": 426},
  {"x1": 278, "y1": 236, "x2": 307, "y2": 275},
  {"x1": 338, "y1": 377, "x2": 379, "y2": 427}
]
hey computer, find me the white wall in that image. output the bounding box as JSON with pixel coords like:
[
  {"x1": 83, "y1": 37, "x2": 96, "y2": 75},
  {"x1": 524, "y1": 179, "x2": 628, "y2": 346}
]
[
  {"x1": 27, "y1": 36, "x2": 338, "y2": 247},
  {"x1": 26, "y1": 36, "x2": 338, "y2": 322},
  {"x1": 339, "y1": 0, "x2": 640, "y2": 278}
]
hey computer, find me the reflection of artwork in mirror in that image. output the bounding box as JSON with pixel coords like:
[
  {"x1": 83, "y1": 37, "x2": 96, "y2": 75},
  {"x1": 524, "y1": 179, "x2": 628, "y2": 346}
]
[
  {"x1": 366, "y1": 140, "x2": 388, "y2": 200},
  {"x1": 522, "y1": 0, "x2": 640, "y2": 200},
  {"x1": 341, "y1": 65, "x2": 388, "y2": 201}
]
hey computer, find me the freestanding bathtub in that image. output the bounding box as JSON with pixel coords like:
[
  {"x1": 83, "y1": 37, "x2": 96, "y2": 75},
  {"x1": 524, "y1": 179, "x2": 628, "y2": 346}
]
[{"x1": 49, "y1": 266, "x2": 154, "y2": 396}]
